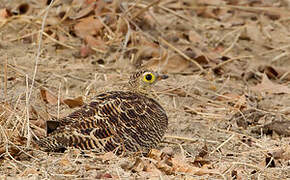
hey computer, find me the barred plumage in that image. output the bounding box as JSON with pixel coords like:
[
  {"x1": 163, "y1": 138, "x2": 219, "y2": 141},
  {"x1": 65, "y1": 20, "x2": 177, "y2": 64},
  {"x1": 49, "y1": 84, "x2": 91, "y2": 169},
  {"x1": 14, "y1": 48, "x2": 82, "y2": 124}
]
[{"x1": 37, "y1": 70, "x2": 168, "y2": 154}]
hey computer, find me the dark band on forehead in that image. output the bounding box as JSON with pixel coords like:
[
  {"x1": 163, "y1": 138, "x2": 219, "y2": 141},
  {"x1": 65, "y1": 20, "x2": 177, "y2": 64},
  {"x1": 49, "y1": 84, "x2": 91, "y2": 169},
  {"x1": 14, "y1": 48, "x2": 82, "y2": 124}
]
[
  {"x1": 128, "y1": 69, "x2": 150, "y2": 87},
  {"x1": 130, "y1": 69, "x2": 148, "y2": 79}
]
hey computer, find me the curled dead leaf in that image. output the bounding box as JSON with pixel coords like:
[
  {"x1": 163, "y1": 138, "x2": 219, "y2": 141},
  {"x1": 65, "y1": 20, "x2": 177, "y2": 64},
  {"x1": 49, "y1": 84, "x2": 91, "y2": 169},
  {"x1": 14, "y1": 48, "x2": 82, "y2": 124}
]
[
  {"x1": 74, "y1": 16, "x2": 103, "y2": 39},
  {"x1": 251, "y1": 74, "x2": 290, "y2": 94},
  {"x1": 40, "y1": 88, "x2": 84, "y2": 108},
  {"x1": 40, "y1": 88, "x2": 59, "y2": 105},
  {"x1": 85, "y1": 35, "x2": 107, "y2": 51},
  {"x1": 63, "y1": 96, "x2": 84, "y2": 108},
  {"x1": 143, "y1": 54, "x2": 191, "y2": 73}
]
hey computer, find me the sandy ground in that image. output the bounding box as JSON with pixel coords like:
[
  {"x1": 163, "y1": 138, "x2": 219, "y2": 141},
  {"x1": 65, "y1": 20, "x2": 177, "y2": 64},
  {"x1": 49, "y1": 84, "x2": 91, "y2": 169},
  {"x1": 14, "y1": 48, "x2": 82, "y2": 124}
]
[{"x1": 0, "y1": 0, "x2": 290, "y2": 179}]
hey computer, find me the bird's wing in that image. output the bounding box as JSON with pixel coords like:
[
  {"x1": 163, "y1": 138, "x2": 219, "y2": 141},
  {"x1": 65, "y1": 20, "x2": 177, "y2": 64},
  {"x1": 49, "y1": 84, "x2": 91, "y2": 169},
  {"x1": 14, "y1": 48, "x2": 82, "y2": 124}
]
[
  {"x1": 37, "y1": 91, "x2": 167, "y2": 153},
  {"x1": 38, "y1": 92, "x2": 123, "y2": 152}
]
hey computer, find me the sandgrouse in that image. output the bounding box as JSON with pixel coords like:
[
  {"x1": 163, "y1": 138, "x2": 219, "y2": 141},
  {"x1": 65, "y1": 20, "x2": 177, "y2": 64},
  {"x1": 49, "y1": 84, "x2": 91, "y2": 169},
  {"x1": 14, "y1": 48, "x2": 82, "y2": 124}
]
[{"x1": 37, "y1": 70, "x2": 168, "y2": 155}]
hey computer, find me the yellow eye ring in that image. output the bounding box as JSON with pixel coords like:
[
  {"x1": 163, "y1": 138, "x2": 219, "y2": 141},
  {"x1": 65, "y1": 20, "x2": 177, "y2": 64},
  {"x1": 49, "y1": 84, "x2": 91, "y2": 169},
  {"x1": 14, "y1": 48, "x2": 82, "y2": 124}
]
[{"x1": 143, "y1": 72, "x2": 155, "y2": 83}]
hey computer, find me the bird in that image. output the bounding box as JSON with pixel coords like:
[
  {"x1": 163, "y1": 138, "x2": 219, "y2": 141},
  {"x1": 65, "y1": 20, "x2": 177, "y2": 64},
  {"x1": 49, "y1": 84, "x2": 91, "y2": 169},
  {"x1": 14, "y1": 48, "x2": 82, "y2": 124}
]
[{"x1": 37, "y1": 69, "x2": 169, "y2": 155}]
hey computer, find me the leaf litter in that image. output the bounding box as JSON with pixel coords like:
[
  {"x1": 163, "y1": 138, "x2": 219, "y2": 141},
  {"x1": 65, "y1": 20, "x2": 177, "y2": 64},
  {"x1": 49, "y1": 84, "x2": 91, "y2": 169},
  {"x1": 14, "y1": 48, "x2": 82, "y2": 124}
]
[{"x1": 0, "y1": 0, "x2": 290, "y2": 179}]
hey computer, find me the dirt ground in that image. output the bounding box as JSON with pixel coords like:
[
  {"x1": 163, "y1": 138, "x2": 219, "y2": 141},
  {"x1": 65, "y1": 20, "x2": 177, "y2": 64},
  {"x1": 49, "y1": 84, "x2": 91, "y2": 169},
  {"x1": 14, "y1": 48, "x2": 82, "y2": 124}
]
[{"x1": 0, "y1": 0, "x2": 290, "y2": 179}]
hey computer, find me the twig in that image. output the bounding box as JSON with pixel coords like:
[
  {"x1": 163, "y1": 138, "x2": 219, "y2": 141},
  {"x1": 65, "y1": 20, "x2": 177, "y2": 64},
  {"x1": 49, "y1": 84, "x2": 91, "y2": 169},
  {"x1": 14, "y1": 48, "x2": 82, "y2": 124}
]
[
  {"x1": 8, "y1": 30, "x2": 40, "y2": 42},
  {"x1": 259, "y1": 44, "x2": 290, "y2": 55},
  {"x1": 158, "y1": 4, "x2": 192, "y2": 22},
  {"x1": 42, "y1": 31, "x2": 76, "y2": 49},
  {"x1": 159, "y1": 37, "x2": 204, "y2": 71},
  {"x1": 4, "y1": 57, "x2": 8, "y2": 101},
  {"x1": 27, "y1": 0, "x2": 55, "y2": 102},
  {"x1": 164, "y1": 135, "x2": 218, "y2": 144},
  {"x1": 221, "y1": 28, "x2": 242, "y2": 56},
  {"x1": 57, "y1": 82, "x2": 61, "y2": 119},
  {"x1": 271, "y1": 52, "x2": 289, "y2": 63},
  {"x1": 213, "y1": 55, "x2": 253, "y2": 69},
  {"x1": 210, "y1": 134, "x2": 235, "y2": 155},
  {"x1": 25, "y1": 75, "x2": 31, "y2": 147},
  {"x1": 279, "y1": 71, "x2": 290, "y2": 81},
  {"x1": 131, "y1": 0, "x2": 161, "y2": 20}
]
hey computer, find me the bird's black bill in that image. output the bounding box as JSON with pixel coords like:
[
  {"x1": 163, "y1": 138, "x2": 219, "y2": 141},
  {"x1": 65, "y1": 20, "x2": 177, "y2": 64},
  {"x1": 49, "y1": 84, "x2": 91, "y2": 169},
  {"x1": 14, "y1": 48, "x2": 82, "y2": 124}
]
[{"x1": 159, "y1": 74, "x2": 169, "y2": 80}]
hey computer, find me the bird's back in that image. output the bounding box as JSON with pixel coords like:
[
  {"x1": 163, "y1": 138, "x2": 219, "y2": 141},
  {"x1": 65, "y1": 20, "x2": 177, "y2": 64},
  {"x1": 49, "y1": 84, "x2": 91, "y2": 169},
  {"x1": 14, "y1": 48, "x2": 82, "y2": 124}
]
[{"x1": 37, "y1": 91, "x2": 168, "y2": 154}]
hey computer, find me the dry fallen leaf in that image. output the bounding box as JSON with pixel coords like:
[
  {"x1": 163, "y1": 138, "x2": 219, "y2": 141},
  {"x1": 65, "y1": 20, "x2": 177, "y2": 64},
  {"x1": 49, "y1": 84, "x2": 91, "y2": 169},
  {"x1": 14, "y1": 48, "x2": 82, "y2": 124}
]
[
  {"x1": 63, "y1": 96, "x2": 84, "y2": 108},
  {"x1": 0, "y1": 8, "x2": 11, "y2": 21},
  {"x1": 80, "y1": 44, "x2": 93, "y2": 57},
  {"x1": 0, "y1": 102, "x2": 13, "y2": 125},
  {"x1": 40, "y1": 88, "x2": 84, "y2": 108},
  {"x1": 270, "y1": 148, "x2": 287, "y2": 160},
  {"x1": 279, "y1": 146, "x2": 290, "y2": 161},
  {"x1": 251, "y1": 74, "x2": 290, "y2": 94},
  {"x1": 40, "y1": 88, "x2": 59, "y2": 105},
  {"x1": 188, "y1": 30, "x2": 203, "y2": 44},
  {"x1": 217, "y1": 93, "x2": 247, "y2": 109},
  {"x1": 263, "y1": 121, "x2": 290, "y2": 137},
  {"x1": 85, "y1": 35, "x2": 107, "y2": 51},
  {"x1": 74, "y1": 16, "x2": 103, "y2": 39}
]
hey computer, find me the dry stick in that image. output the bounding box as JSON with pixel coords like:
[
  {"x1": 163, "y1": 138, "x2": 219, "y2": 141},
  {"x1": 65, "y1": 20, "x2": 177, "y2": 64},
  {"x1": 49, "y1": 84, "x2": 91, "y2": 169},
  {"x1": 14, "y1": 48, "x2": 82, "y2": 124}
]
[
  {"x1": 213, "y1": 55, "x2": 253, "y2": 69},
  {"x1": 183, "y1": 105, "x2": 225, "y2": 119},
  {"x1": 214, "y1": 127, "x2": 264, "y2": 148},
  {"x1": 57, "y1": 83, "x2": 61, "y2": 119},
  {"x1": 164, "y1": 135, "x2": 218, "y2": 144},
  {"x1": 0, "y1": 126, "x2": 30, "y2": 169},
  {"x1": 279, "y1": 71, "x2": 290, "y2": 81},
  {"x1": 210, "y1": 134, "x2": 235, "y2": 155},
  {"x1": 223, "y1": 5, "x2": 290, "y2": 15},
  {"x1": 259, "y1": 44, "x2": 290, "y2": 55},
  {"x1": 187, "y1": 4, "x2": 290, "y2": 16},
  {"x1": 164, "y1": 135, "x2": 198, "y2": 143},
  {"x1": 131, "y1": 0, "x2": 161, "y2": 20},
  {"x1": 42, "y1": 31, "x2": 75, "y2": 50},
  {"x1": 97, "y1": 16, "x2": 115, "y2": 38},
  {"x1": 123, "y1": 0, "x2": 142, "y2": 17},
  {"x1": 28, "y1": 0, "x2": 55, "y2": 101},
  {"x1": 25, "y1": 75, "x2": 31, "y2": 147},
  {"x1": 26, "y1": 0, "x2": 55, "y2": 147},
  {"x1": 158, "y1": 4, "x2": 192, "y2": 22},
  {"x1": 4, "y1": 58, "x2": 8, "y2": 101},
  {"x1": 217, "y1": 26, "x2": 245, "y2": 46},
  {"x1": 8, "y1": 30, "x2": 40, "y2": 42},
  {"x1": 220, "y1": 29, "x2": 242, "y2": 56},
  {"x1": 117, "y1": 17, "x2": 131, "y2": 62},
  {"x1": 6, "y1": 64, "x2": 43, "y2": 90},
  {"x1": 271, "y1": 52, "x2": 289, "y2": 63},
  {"x1": 159, "y1": 37, "x2": 204, "y2": 71}
]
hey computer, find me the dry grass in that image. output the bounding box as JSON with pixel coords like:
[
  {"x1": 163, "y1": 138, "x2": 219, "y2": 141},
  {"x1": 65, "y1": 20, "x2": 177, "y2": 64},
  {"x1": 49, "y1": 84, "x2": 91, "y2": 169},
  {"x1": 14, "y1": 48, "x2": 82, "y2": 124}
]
[{"x1": 0, "y1": 0, "x2": 290, "y2": 179}]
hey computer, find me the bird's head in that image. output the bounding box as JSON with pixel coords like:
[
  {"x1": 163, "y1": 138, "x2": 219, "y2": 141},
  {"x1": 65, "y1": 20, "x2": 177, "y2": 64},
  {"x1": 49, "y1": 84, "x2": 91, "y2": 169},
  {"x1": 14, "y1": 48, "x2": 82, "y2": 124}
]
[{"x1": 128, "y1": 69, "x2": 168, "y2": 94}]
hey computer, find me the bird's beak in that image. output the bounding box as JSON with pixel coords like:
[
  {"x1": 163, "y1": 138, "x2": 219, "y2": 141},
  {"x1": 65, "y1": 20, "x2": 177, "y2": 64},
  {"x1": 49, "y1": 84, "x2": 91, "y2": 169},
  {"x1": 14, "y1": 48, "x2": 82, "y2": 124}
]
[{"x1": 157, "y1": 74, "x2": 169, "y2": 80}]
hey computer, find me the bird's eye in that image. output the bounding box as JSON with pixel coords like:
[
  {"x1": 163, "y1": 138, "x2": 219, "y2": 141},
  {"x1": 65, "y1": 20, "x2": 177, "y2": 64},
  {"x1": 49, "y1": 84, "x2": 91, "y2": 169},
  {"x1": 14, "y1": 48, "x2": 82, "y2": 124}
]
[
  {"x1": 146, "y1": 74, "x2": 152, "y2": 81},
  {"x1": 143, "y1": 73, "x2": 155, "y2": 83}
]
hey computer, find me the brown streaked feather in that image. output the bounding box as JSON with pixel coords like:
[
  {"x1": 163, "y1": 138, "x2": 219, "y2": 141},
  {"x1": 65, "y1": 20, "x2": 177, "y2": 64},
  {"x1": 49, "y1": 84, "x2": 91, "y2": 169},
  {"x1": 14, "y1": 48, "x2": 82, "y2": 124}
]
[{"x1": 37, "y1": 91, "x2": 168, "y2": 154}]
